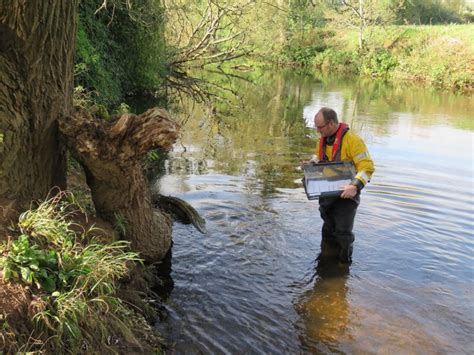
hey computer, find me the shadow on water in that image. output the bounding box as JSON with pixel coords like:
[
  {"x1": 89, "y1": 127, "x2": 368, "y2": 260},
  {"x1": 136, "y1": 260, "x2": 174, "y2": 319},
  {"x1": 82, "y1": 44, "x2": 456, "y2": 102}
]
[
  {"x1": 294, "y1": 241, "x2": 351, "y2": 353},
  {"x1": 152, "y1": 247, "x2": 175, "y2": 302}
]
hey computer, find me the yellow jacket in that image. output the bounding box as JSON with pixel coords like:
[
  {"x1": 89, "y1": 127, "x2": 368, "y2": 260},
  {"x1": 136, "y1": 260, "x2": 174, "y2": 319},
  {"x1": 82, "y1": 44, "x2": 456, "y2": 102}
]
[{"x1": 316, "y1": 129, "x2": 375, "y2": 188}]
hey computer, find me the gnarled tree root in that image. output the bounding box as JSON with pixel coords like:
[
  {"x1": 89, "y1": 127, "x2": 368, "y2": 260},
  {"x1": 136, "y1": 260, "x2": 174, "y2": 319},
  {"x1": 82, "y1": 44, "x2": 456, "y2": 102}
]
[{"x1": 59, "y1": 108, "x2": 179, "y2": 263}]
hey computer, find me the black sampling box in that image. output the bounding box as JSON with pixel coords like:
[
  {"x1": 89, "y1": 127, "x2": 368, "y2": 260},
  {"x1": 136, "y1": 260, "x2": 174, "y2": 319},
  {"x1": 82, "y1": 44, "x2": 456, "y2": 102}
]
[{"x1": 302, "y1": 161, "x2": 356, "y2": 200}]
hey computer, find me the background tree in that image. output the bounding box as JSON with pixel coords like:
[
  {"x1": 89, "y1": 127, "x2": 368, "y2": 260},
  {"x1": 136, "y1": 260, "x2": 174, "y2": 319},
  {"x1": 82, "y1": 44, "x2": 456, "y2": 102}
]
[
  {"x1": 162, "y1": 0, "x2": 258, "y2": 101},
  {"x1": 324, "y1": 0, "x2": 402, "y2": 50},
  {"x1": 244, "y1": 0, "x2": 289, "y2": 58},
  {"x1": 394, "y1": 0, "x2": 467, "y2": 24},
  {"x1": 280, "y1": 0, "x2": 327, "y2": 65}
]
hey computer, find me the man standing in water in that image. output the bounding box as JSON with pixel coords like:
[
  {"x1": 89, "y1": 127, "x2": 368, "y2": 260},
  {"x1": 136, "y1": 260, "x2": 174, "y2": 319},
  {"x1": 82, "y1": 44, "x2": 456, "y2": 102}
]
[{"x1": 310, "y1": 107, "x2": 374, "y2": 263}]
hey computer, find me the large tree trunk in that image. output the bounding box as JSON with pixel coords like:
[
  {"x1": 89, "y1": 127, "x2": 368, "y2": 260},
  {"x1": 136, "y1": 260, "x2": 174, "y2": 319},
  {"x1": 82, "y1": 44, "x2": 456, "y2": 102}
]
[
  {"x1": 0, "y1": 1, "x2": 77, "y2": 203},
  {"x1": 59, "y1": 108, "x2": 179, "y2": 262}
]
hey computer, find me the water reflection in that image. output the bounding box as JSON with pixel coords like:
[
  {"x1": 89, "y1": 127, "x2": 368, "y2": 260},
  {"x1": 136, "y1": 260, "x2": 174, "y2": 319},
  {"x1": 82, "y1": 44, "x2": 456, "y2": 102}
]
[
  {"x1": 295, "y1": 241, "x2": 351, "y2": 353},
  {"x1": 303, "y1": 75, "x2": 474, "y2": 132}
]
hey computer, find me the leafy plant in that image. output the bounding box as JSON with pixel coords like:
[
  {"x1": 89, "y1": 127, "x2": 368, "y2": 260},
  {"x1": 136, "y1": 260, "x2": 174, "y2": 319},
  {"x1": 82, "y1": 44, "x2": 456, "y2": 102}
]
[
  {"x1": 281, "y1": 44, "x2": 323, "y2": 66},
  {"x1": 32, "y1": 240, "x2": 141, "y2": 348},
  {"x1": 113, "y1": 102, "x2": 130, "y2": 116},
  {"x1": 362, "y1": 49, "x2": 398, "y2": 78},
  {"x1": 66, "y1": 184, "x2": 96, "y2": 216},
  {"x1": 0, "y1": 193, "x2": 142, "y2": 351},
  {"x1": 0, "y1": 235, "x2": 58, "y2": 292}
]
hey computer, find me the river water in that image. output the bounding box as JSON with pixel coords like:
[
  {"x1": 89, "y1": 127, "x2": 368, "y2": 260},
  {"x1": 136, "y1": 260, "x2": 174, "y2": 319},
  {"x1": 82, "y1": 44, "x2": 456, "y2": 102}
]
[{"x1": 147, "y1": 71, "x2": 473, "y2": 354}]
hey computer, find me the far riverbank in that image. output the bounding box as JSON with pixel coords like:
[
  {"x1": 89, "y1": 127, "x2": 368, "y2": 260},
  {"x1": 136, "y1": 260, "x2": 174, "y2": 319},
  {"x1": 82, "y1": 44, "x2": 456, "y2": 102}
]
[{"x1": 257, "y1": 24, "x2": 473, "y2": 94}]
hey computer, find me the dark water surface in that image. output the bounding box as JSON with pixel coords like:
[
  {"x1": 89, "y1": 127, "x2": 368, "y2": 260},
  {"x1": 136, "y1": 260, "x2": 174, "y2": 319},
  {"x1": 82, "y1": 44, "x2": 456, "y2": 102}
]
[{"x1": 148, "y1": 72, "x2": 473, "y2": 353}]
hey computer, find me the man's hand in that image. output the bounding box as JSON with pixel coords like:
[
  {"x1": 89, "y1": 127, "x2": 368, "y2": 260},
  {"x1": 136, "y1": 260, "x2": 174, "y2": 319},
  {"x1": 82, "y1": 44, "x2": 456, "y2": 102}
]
[
  {"x1": 300, "y1": 160, "x2": 310, "y2": 169},
  {"x1": 300, "y1": 156, "x2": 319, "y2": 169},
  {"x1": 340, "y1": 184, "x2": 358, "y2": 199}
]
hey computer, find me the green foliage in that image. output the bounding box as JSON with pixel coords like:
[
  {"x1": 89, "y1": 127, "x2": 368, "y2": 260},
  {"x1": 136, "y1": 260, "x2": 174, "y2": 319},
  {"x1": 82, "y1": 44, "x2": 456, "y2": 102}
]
[
  {"x1": 313, "y1": 48, "x2": 360, "y2": 75},
  {"x1": 143, "y1": 148, "x2": 168, "y2": 183},
  {"x1": 32, "y1": 238, "x2": 140, "y2": 348},
  {"x1": 394, "y1": 0, "x2": 466, "y2": 24},
  {"x1": 18, "y1": 194, "x2": 81, "y2": 250},
  {"x1": 462, "y1": 9, "x2": 474, "y2": 23},
  {"x1": 361, "y1": 49, "x2": 398, "y2": 78},
  {"x1": 75, "y1": 0, "x2": 168, "y2": 108},
  {"x1": 450, "y1": 71, "x2": 474, "y2": 92},
  {"x1": 277, "y1": 1, "x2": 328, "y2": 66},
  {"x1": 305, "y1": 25, "x2": 474, "y2": 92},
  {"x1": 114, "y1": 102, "x2": 130, "y2": 116},
  {"x1": 1, "y1": 235, "x2": 58, "y2": 292},
  {"x1": 0, "y1": 193, "x2": 142, "y2": 350},
  {"x1": 147, "y1": 150, "x2": 161, "y2": 162},
  {"x1": 430, "y1": 64, "x2": 450, "y2": 86},
  {"x1": 281, "y1": 44, "x2": 319, "y2": 66},
  {"x1": 287, "y1": 0, "x2": 326, "y2": 37},
  {"x1": 388, "y1": 25, "x2": 474, "y2": 92},
  {"x1": 75, "y1": 20, "x2": 122, "y2": 106},
  {"x1": 68, "y1": 185, "x2": 96, "y2": 216},
  {"x1": 280, "y1": 28, "x2": 327, "y2": 66}
]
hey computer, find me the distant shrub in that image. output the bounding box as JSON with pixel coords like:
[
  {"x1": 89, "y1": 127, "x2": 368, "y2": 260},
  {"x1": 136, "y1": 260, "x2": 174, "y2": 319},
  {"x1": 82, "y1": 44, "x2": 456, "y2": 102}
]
[
  {"x1": 362, "y1": 49, "x2": 398, "y2": 78},
  {"x1": 314, "y1": 49, "x2": 360, "y2": 75},
  {"x1": 279, "y1": 28, "x2": 328, "y2": 66},
  {"x1": 281, "y1": 44, "x2": 325, "y2": 66},
  {"x1": 451, "y1": 72, "x2": 474, "y2": 92},
  {"x1": 429, "y1": 64, "x2": 450, "y2": 86}
]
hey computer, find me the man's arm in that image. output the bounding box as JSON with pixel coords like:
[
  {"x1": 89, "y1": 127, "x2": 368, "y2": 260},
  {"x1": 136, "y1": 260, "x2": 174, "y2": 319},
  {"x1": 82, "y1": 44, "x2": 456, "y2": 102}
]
[
  {"x1": 349, "y1": 133, "x2": 374, "y2": 190},
  {"x1": 340, "y1": 132, "x2": 375, "y2": 198}
]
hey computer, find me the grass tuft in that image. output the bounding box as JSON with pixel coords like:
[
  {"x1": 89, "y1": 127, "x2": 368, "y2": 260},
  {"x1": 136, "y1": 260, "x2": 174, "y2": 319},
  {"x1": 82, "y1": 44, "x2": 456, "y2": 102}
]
[{"x1": 0, "y1": 192, "x2": 146, "y2": 352}]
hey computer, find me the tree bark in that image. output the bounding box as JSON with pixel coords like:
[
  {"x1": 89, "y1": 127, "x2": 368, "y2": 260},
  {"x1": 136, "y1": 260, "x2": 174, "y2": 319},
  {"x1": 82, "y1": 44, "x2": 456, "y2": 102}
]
[
  {"x1": 0, "y1": 1, "x2": 77, "y2": 202},
  {"x1": 59, "y1": 108, "x2": 179, "y2": 262}
]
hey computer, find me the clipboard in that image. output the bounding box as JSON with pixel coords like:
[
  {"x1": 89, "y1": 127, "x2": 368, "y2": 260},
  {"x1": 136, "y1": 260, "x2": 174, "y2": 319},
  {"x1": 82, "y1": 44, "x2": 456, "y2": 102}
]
[{"x1": 302, "y1": 161, "x2": 356, "y2": 200}]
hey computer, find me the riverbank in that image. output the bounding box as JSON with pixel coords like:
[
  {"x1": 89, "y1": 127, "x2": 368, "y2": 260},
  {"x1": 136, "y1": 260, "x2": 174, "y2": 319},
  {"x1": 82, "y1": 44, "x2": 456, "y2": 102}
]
[
  {"x1": 262, "y1": 24, "x2": 473, "y2": 94},
  {"x1": 331, "y1": 25, "x2": 472, "y2": 92}
]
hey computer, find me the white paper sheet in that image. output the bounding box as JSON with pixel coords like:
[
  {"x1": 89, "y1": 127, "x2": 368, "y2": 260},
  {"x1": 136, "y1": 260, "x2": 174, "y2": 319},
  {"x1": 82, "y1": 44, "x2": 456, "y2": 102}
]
[{"x1": 306, "y1": 178, "x2": 351, "y2": 195}]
